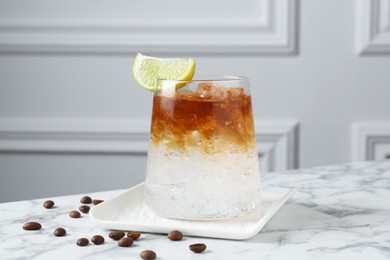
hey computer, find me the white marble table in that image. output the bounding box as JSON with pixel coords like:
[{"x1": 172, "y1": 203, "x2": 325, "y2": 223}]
[{"x1": 1, "y1": 161, "x2": 390, "y2": 260}]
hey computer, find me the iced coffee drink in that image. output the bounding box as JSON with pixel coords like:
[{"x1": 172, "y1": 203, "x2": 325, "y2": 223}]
[{"x1": 145, "y1": 76, "x2": 261, "y2": 220}]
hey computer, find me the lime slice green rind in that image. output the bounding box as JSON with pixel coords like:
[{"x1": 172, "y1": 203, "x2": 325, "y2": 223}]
[{"x1": 132, "y1": 53, "x2": 196, "y2": 92}]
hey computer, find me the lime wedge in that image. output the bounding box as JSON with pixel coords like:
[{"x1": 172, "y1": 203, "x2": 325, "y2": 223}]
[{"x1": 132, "y1": 53, "x2": 196, "y2": 91}]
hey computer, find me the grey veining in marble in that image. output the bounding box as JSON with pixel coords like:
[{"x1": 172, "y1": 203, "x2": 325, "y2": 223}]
[{"x1": 1, "y1": 160, "x2": 390, "y2": 259}]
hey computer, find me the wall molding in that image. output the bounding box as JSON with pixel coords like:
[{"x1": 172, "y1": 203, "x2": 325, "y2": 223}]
[
  {"x1": 255, "y1": 120, "x2": 298, "y2": 172},
  {"x1": 351, "y1": 121, "x2": 390, "y2": 161},
  {"x1": 0, "y1": 0, "x2": 298, "y2": 55},
  {"x1": 356, "y1": 0, "x2": 390, "y2": 54},
  {"x1": 0, "y1": 118, "x2": 299, "y2": 173}
]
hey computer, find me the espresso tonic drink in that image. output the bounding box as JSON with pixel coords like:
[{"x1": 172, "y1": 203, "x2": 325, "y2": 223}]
[{"x1": 145, "y1": 76, "x2": 261, "y2": 220}]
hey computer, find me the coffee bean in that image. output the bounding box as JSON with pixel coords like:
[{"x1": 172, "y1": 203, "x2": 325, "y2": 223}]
[
  {"x1": 80, "y1": 196, "x2": 92, "y2": 204},
  {"x1": 77, "y1": 238, "x2": 89, "y2": 246},
  {"x1": 69, "y1": 210, "x2": 81, "y2": 218},
  {"x1": 127, "y1": 231, "x2": 141, "y2": 240},
  {"x1": 118, "y1": 237, "x2": 133, "y2": 247},
  {"x1": 54, "y1": 227, "x2": 66, "y2": 237},
  {"x1": 93, "y1": 199, "x2": 104, "y2": 205},
  {"x1": 140, "y1": 250, "x2": 157, "y2": 260},
  {"x1": 23, "y1": 222, "x2": 42, "y2": 230},
  {"x1": 91, "y1": 235, "x2": 105, "y2": 245},
  {"x1": 79, "y1": 205, "x2": 90, "y2": 214},
  {"x1": 109, "y1": 231, "x2": 125, "y2": 240},
  {"x1": 168, "y1": 230, "x2": 183, "y2": 241},
  {"x1": 189, "y1": 243, "x2": 206, "y2": 253},
  {"x1": 43, "y1": 200, "x2": 54, "y2": 209}
]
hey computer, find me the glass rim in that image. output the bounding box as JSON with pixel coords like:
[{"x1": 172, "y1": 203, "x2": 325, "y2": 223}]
[{"x1": 157, "y1": 75, "x2": 248, "y2": 83}]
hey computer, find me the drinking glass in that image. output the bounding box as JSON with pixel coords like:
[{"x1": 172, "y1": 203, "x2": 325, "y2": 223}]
[{"x1": 145, "y1": 76, "x2": 261, "y2": 220}]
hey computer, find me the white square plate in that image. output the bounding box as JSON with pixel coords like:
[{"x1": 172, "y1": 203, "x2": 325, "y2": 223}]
[{"x1": 90, "y1": 183, "x2": 294, "y2": 240}]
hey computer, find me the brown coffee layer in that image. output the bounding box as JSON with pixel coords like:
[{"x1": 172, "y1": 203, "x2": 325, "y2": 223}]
[{"x1": 150, "y1": 87, "x2": 256, "y2": 153}]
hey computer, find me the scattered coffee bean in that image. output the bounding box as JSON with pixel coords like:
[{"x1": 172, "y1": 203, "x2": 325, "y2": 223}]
[
  {"x1": 140, "y1": 250, "x2": 157, "y2": 260},
  {"x1": 109, "y1": 231, "x2": 125, "y2": 240},
  {"x1": 91, "y1": 235, "x2": 105, "y2": 245},
  {"x1": 168, "y1": 230, "x2": 183, "y2": 241},
  {"x1": 43, "y1": 200, "x2": 55, "y2": 209},
  {"x1": 79, "y1": 205, "x2": 90, "y2": 214},
  {"x1": 80, "y1": 196, "x2": 92, "y2": 204},
  {"x1": 69, "y1": 210, "x2": 81, "y2": 218},
  {"x1": 54, "y1": 227, "x2": 66, "y2": 237},
  {"x1": 77, "y1": 238, "x2": 89, "y2": 246},
  {"x1": 93, "y1": 199, "x2": 104, "y2": 205},
  {"x1": 118, "y1": 237, "x2": 133, "y2": 247},
  {"x1": 189, "y1": 243, "x2": 206, "y2": 253},
  {"x1": 23, "y1": 221, "x2": 42, "y2": 230},
  {"x1": 127, "y1": 231, "x2": 141, "y2": 240}
]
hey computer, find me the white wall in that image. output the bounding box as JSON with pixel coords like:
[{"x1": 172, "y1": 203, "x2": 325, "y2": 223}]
[{"x1": 1, "y1": 0, "x2": 390, "y2": 202}]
